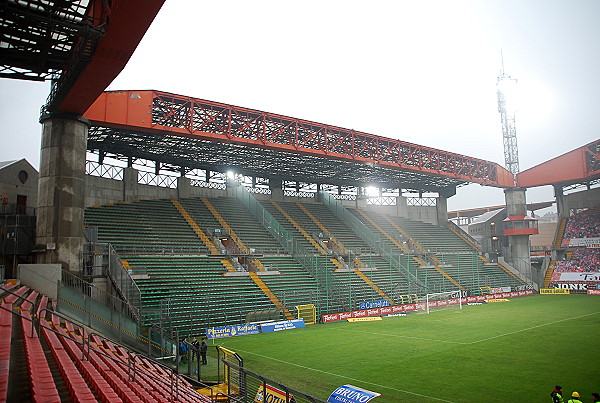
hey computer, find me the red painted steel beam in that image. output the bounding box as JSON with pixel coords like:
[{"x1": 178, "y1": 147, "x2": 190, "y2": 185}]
[
  {"x1": 517, "y1": 139, "x2": 600, "y2": 188},
  {"x1": 56, "y1": 0, "x2": 165, "y2": 114},
  {"x1": 84, "y1": 90, "x2": 515, "y2": 187}
]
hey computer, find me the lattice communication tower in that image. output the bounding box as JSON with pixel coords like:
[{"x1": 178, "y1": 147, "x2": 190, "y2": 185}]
[{"x1": 497, "y1": 61, "x2": 520, "y2": 178}]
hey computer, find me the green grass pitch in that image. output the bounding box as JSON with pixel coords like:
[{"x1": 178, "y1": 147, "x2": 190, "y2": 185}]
[{"x1": 217, "y1": 294, "x2": 600, "y2": 402}]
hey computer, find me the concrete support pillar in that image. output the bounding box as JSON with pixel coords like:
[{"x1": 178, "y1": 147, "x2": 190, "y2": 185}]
[
  {"x1": 269, "y1": 177, "x2": 284, "y2": 201},
  {"x1": 554, "y1": 184, "x2": 569, "y2": 218},
  {"x1": 177, "y1": 177, "x2": 191, "y2": 199},
  {"x1": 504, "y1": 187, "x2": 532, "y2": 281},
  {"x1": 436, "y1": 195, "x2": 448, "y2": 227},
  {"x1": 123, "y1": 167, "x2": 139, "y2": 202},
  {"x1": 395, "y1": 196, "x2": 408, "y2": 218},
  {"x1": 36, "y1": 114, "x2": 89, "y2": 272}
]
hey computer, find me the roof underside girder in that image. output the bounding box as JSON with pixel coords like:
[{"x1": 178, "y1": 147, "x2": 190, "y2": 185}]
[{"x1": 88, "y1": 127, "x2": 465, "y2": 192}]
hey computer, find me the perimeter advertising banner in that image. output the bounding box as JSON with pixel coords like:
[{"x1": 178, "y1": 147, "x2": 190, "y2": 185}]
[
  {"x1": 321, "y1": 290, "x2": 535, "y2": 323},
  {"x1": 562, "y1": 237, "x2": 600, "y2": 248},
  {"x1": 551, "y1": 272, "x2": 600, "y2": 282},
  {"x1": 358, "y1": 299, "x2": 391, "y2": 310},
  {"x1": 260, "y1": 319, "x2": 306, "y2": 333},
  {"x1": 206, "y1": 324, "x2": 260, "y2": 339},
  {"x1": 327, "y1": 385, "x2": 380, "y2": 403},
  {"x1": 254, "y1": 383, "x2": 294, "y2": 403},
  {"x1": 588, "y1": 289, "x2": 600, "y2": 295}
]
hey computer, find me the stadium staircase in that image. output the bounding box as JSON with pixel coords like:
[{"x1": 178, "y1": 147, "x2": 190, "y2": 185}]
[
  {"x1": 447, "y1": 221, "x2": 525, "y2": 286},
  {"x1": 200, "y1": 197, "x2": 265, "y2": 271},
  {"x1": 181, "y1": 196, "x2": 337, "y2": 317},
  {"x1": 352, "y1": 209, "x2": 460, "y2": 293},
  {"x1": 171, "y1": 199, "x2": 235, "y2": 272},
  {"x1": 543, "y1": 262, "x2": 556, "y2": 288},
  {"x1": 1, "y1": 283, "x2": 210, "y2": 403},
  {"x1": 267, "y1": 199, "x2": 328, "y2": 254},
  {"x1": 251, "y1": 198, "x2": 364, "y2": 312},
  {"x1": 294, "y1": 201, "x2": 394, "y2": 303},
  {"x1": 553, "y1": 217, "x2": 567, "y2": 249},
  {"x1": 86, "y1": 200, "x2": 275, "y2": 333},
  {"x1": 381, "y1": 214, "x2": 523, "y2": 291}
]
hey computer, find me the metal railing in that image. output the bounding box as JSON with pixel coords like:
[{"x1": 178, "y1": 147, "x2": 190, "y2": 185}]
[
  {"x1": 106, "y1": 244, "x2": 141, "y2": 316},
  {"x1": 366, "y1": 196, "x2": 397, "y2": 206},
  {"x1": 319, "y1": 190, "x2": 428, "y2": 294},
  {"x1": 447, "y1": 220, "x2": 484, "y2": 251},
  {"x1": 0, "y1": 202, "x2": 36, "y2": 216},
  {"x1": 283, "y1": 190, "x2": 316, "y2": 198},
  {"x1": 138, "y1": 171, "x2": 178, "y2": 188},
  {"x1": 406, "y1": 197, "x2": 437, "y2": 207},
  {"x1": 60, "y1": 270, "x2": 139, "y2": 322},
  {"x1": 82, "y1": 242, "x2": 141, "y2": 319},
  {"x1": 190, "y1": 179, "x2": 227, "y2": 190},
  {"x1": 234, "y1": 184, "x2": 345, "y2": 313},
  {"x1": 86, "y1": 160, "x2": 124, "y2": 180},
  {"x1": 222, "y1": 357, "x2": 326, "y2": 403}
]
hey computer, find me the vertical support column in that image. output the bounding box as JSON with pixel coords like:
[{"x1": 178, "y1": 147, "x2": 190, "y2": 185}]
[
  {"x1": 436, "y1": 196, "x2": 448, "y2": 227},
  {"x1": 177, "y1": 177, "x2": 191, "y2": 199},
  {"x1": 395, "y1": 194, "x2": 408, "y2": 218},
  {"x1": 269, "y1": 177, "x2": 283, "y2": 201},
  {"x1": 504, "y1": 187, "x2": 532, "y2": 281},
  {"x1": 553, "y1": 184, "x2": 569, "y2": 218},
  {"x1": 436, "y1": 186, "x2": 455, "y2": 227},
  {"x1": 37, "y1": 114, "x2": 89, "y2": 272},
  {"x1": 123, "y1": 167, "x2": 139, "y2": 202}
]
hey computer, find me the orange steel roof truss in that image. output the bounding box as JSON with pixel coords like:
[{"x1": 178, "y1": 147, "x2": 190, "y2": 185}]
[
  {"x1": 84, "y1": 90, "x2": 515, "y2": 189},
  {"x1": 516, "y1": 139, "x2": 600, "y2": 188}
]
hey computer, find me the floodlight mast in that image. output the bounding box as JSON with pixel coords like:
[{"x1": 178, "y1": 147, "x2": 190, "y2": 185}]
[{"x1": 497, "y1": 55, "x2": 520, "y2": 183}]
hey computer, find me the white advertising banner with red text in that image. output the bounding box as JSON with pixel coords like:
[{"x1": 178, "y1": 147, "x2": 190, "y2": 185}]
[
  {"x1": 551, "y1": 272, "x2": 600, "y2": 282},
  {"x1": 321, "y1": 290, "x2": 535, "y2": 323}
]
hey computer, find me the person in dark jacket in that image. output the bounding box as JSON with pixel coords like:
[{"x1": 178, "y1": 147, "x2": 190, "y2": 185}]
[
  {"x1": 200, "y1": 337, "x2": 208, "y2": 365},
  {"x1": 551, "y1": 385, "x2": 564, "y2": 403},
  {"x1": 191, "y1": 338, "x2": 199, "y2": 362}
]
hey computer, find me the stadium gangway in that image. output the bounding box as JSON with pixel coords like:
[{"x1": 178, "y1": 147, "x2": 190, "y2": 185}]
[
  {"x1": 319, "y1": 190, "x2": 429, "y2": 294},
  {"x1": 234, "y1": 183, "x2": 348, "y2": 313}
]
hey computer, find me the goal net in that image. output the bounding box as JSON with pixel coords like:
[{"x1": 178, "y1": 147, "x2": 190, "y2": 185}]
[{"x1": 420, "y1": 290, "x2": 462, "y2": 314}]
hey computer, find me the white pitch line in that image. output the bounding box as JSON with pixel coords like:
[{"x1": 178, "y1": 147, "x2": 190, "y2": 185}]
[
  {"x1": 468, "y1": 310, "x2": 600, "y2": 344},
  {"x1": 229, "y1": 347, "x2": 457, "y2": 403}
]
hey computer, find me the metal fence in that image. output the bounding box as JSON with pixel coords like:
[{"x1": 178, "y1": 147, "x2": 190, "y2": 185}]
[{"x1": 223, "y1": 357, "x2": 327, "y2": 403}]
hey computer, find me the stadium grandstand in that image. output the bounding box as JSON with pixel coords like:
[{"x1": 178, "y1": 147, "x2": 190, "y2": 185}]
[{"x1": 1, "y1": 1, "x2": 599, "y2": 402}]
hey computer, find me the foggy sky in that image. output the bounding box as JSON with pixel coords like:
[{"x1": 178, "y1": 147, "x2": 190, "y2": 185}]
[{"x1": 1, "y1": 0, "x2": 599, "y2": 212}]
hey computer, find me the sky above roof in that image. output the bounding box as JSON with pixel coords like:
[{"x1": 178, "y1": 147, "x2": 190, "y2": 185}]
[{"x1": 1, "y1": 0, "x2": 598, "y2": 212}]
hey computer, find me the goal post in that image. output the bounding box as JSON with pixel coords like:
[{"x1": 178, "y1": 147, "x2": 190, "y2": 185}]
[
  {"x1": 295, "y1": 304, "x2": 316, "y2": 325},
  {"x1": 423, "y1": 290, "x2": 462, "y2": 314}
]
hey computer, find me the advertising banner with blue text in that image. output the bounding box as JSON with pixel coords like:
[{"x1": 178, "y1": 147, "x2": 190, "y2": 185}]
[
  {"x1": 328, "y1": 385, "x2": 380, "y2": 403},
  {"x1": 206, "y1": 324, "x2": 260, "y2": 339},
  {"x1": 260, "y1": 319, "x2": 305, "y2": 333}
]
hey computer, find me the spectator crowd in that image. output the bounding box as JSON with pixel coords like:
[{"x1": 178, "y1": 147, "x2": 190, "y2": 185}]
[
  {"x1": 554, "y1": 248, "x2": 600, "y2": 272},
  {"x1": 563, "y1": 209, "x2": 600, "y2": 239}
]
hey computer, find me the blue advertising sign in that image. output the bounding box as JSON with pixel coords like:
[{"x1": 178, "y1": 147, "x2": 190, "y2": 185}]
[
  {"x1": 260, "y1": 319, "x2": 306, "y2": 333},
  {"x1": 359, "y1": 299, "x2": 390, "y2": 310},
  {"x1": 206, "y1": 324, "x2": 260, "y2": 339},
  {"x1": 328, "y1": 385, "x2": 380, "y2": 403}
]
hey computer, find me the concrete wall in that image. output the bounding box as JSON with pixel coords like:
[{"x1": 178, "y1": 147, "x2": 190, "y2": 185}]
[
  {"x1": 18, "y1": 263, "x2": 61, "y2": 299},
  {"x1": 565, "y1": 187, "x2": 600, "y2": 211},
  {"x1": 0, "y1": 159, "x2": 39, "y2": 212},
  {"x1": 85, "y1": 173, "x2": 227, "y2": 207},
  {"x1": 406, "y1": 206, "x2": 438, "y2": 224},
  {"x1": 85, "y1": 173, "x2": 443, "y2": 222}
]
